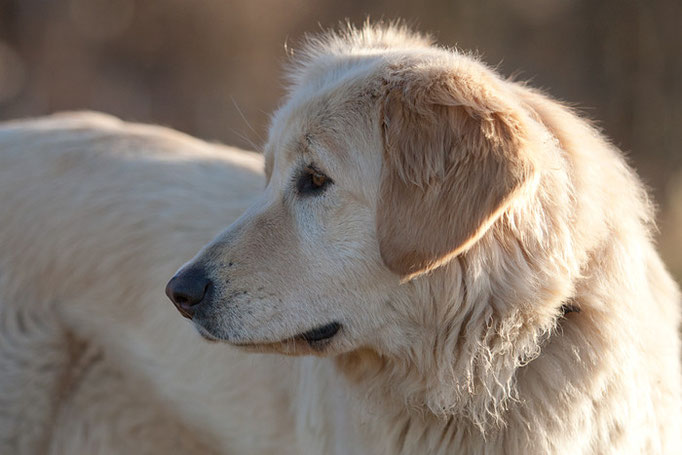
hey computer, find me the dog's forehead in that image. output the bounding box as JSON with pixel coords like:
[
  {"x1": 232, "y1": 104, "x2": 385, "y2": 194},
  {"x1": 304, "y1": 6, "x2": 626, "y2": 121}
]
[
  {"x1": 268, "y1": 83, "x2": 378, "y2": 165},
  {"x1": 266, "y1": 47, "x2": 478, "y2": 160}
]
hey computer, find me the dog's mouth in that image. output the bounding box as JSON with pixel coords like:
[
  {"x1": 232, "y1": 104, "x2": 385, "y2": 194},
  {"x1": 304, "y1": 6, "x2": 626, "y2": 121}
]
[
  {"x1": 296, "y1": 322, "x2": 341, "y2": 343},
  {"x1": 195, "y1": 321, "x2": 342, "y2": 354}
]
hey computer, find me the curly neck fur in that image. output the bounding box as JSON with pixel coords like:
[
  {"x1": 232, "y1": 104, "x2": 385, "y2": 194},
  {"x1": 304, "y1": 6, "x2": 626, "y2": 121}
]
[{"x1": 331, "y1": 151, "x2": 610, "y2": 452}]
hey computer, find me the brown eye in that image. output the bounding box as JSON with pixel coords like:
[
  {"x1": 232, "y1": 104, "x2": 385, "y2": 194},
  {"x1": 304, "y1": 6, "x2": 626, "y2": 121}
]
[
  {"x1": 311, "y1": 172, "x2": 326, "y2": 188},
  {"x1": 296, "y1": 166, "x2": 332, "y2": 196}
]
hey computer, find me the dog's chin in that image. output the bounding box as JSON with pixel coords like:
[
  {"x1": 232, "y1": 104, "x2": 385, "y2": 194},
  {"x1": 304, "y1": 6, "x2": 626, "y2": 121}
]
[
  {"x1": 193, "y1": 321, "x2": 343, "y2": 356},
  {"x1": 232, "y1": 338, "x2": 333, "y2": 356},
  {"x1": 194, "y1": 323, "x2": 222, "y2": 343}
]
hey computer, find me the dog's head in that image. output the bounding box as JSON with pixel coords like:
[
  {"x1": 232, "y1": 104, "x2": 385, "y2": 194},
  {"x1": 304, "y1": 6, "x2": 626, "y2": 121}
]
[{"x1": 166, "y1": 27, "x2": 538, "y2": 356}]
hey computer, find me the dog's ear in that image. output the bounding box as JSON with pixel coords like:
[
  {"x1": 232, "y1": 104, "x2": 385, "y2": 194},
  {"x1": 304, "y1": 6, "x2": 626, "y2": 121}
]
[{"x1": 377, "y1": 68, "x2": 536, "y2": 277}]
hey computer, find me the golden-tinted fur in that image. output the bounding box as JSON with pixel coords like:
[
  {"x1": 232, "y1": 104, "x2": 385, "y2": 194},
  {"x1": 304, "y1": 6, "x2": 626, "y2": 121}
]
[
  {"x1": 1, "y1": 24, "x2": 680, "y2": 454},
  {"x1": 182, "y1": 24, "x2": 682, "y2": 452},
  {"x1": 378, "y1": 64, "x2": 537, "y2": 276}
]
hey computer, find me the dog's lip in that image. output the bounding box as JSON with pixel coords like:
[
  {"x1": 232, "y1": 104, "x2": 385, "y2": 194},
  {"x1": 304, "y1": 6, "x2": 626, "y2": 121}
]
[
  {"x1": 296, "y1": 322, "x2": 341, "y2": 343},
  {"x1": 227, "y1": 322, "x2": 343, "y2": 348}
]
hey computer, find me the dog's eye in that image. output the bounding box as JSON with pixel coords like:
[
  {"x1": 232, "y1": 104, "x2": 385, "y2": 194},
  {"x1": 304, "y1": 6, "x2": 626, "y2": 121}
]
[{"x1": 296, "y1": 166, "x2": 332, "y2": 196}]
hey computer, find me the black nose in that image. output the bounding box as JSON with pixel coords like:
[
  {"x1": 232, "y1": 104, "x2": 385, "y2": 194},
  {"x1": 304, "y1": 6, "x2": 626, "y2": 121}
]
[{"x1": 165, "y1": 268, "x2": 212, "y2": 319}]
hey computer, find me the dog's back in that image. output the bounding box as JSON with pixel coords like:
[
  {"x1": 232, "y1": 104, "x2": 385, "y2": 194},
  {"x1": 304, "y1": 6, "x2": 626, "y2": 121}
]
[{"x1": 0, "y1": 113, "x2": 296, "y2": 454}]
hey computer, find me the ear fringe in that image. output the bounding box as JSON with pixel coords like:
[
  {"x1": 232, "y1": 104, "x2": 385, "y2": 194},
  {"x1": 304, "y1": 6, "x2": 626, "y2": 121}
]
[{"x1": 378, "y1": 69, "x2": 536, "y2": 277}]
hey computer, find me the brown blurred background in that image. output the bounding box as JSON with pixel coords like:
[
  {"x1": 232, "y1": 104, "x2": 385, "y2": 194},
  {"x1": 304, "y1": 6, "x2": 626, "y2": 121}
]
[{"x1": 0, "y1": 0, "x2": 680, "y2": 280}]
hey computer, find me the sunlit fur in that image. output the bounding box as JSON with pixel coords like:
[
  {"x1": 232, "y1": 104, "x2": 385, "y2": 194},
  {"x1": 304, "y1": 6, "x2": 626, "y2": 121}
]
[
  {"x1": 0, "y1": 113, "x2": 294, "y2": 454},
  {"x1": 202, "y1": 23, "x2": 682, "y2": 453},
  {"x1": 272, "y1": 25, "x2": 680, "y2": 453},
  {"x1": 1, "y1": 23, "x2": 681, "y2": 455}
]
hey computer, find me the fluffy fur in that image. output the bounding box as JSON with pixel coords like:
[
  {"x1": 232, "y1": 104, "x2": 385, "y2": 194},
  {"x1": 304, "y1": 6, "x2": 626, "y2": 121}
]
[{"x1": 1, "y1": 24, "x2": 681, "y2": 454}]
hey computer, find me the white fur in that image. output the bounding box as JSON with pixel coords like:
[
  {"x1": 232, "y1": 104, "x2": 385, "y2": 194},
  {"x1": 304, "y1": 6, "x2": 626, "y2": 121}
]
[
  {"x1": 0, "y1": 113, "x2": 295, "y2": 454},
  {"x1": 1, "y1": 24, "x2": 681, "y2": 455}
]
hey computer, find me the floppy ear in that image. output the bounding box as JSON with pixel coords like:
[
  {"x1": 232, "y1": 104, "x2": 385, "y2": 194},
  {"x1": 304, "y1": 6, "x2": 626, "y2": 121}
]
[{"x1": 377, "y1": 70, "x2": 536, "y2": 277}]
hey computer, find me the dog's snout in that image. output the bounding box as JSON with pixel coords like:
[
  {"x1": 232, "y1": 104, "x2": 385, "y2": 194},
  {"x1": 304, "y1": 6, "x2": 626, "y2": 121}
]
[{"x1": 165, "y1": 268, "x2": 212, "y2": 319}]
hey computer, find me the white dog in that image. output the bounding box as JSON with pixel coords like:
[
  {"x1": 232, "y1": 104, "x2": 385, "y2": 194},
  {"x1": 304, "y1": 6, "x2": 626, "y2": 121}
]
[{"x1": 2, "y1": 24, "x2": 681, "y2": 454}]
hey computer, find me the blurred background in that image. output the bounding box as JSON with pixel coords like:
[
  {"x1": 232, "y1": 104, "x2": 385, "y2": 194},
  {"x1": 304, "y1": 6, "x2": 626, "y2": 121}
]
[{"x1": 0, "y1": 0, "x2": 680, "y2": 281}]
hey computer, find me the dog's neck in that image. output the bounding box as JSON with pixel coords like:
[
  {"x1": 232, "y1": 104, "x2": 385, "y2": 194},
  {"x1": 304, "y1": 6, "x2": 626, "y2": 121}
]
[
  {"x1": 328, "y1": 220, "x2": 652, "y2": 454},
  {"x1": 332, "y1": 281, "x2": 556, "y2": 448},
  {"x1": 331, "y1": 203, "x2": 589, "y2": 452}
]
